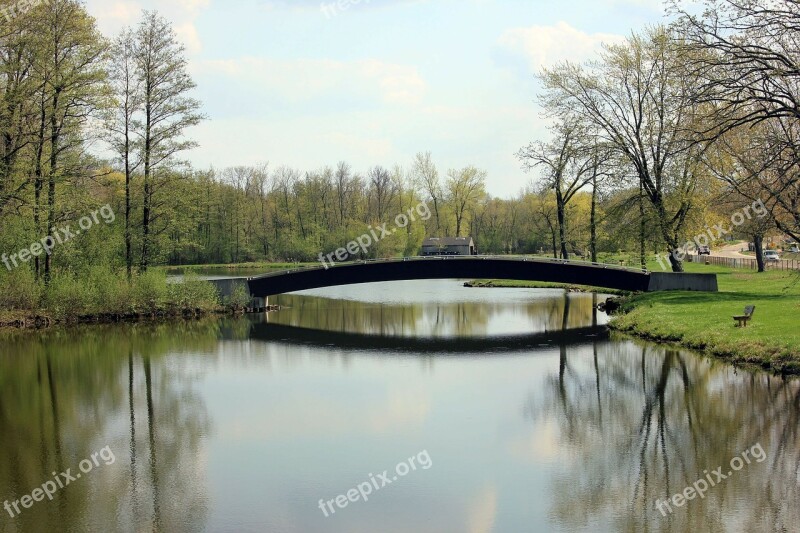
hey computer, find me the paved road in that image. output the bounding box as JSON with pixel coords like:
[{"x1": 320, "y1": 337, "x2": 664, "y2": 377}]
[
  {"x1": 713, "y1": 242, "x2": 751, "y2": 259},
  {"x1": 700, "y1": 241, "x2": 799, "y2": 270}
]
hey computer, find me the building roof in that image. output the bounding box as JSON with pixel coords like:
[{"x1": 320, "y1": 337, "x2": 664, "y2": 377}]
[{"x1": 422, "y1": 237, "x2": 474, "y2": 246}]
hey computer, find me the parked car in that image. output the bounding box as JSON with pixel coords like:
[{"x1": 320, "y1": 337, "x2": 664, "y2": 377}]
[
  {"x1": 764, "y1": 250, "x2": 781, "y2": 263},
  {"x1": 698, "y1": 245, "x2": 711, "y2": 255},
  {"x1": 789, "y1": 244, "x2": 799, "y2": 253}
]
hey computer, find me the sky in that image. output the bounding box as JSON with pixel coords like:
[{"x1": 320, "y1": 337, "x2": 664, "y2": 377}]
[{"x1": 84, "y1": 0, "x2": 668, "y2": 198}]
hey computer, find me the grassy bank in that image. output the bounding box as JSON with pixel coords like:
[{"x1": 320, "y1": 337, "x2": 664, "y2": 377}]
[
  {"x1": 160, "y1": 261, "x2": 316, "y2": 274},
  {"x1": 610, "y1": 264, "x2": 800, "y2": 374},
  {"x1": 465, "y1": 279, "x2": 628, "y2": 295},
  {"x1": 0, "y1": 267, "x2": 250, "y2": 329}
]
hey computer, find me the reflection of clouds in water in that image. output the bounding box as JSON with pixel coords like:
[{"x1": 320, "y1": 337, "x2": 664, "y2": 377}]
[
  {"x1": 467, "y1": 484, "x2": 498, "y2": 533},
  {"x1": 212, "y1": 366, "x2": 431, "y2": 440},
  {"x1": 507, "y1": 420, "x2": 561, "y2": 463}
]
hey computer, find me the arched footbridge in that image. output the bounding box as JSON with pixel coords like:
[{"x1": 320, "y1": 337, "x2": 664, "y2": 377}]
[{"x1": 227, "y1": 256, "x2": 717, "y2": 299}]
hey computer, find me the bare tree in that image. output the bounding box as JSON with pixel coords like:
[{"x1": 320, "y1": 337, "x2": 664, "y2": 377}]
[
  {"x1": 540, "y1": 27, "x2": 706, "y2": 271},
  {"x1": 518, "y1": 119, "x2": 601, "y2": 259},
  {"x1": 411, "y1": 151, "x2": 442, "y2": 234},
  {"x1": 367, "y1": 165, "x2": 397, "y2": 221},
  {"x1": 446, "y1": 165, "x2": 486, "y2": 237},
  {"x1": 674, "y1": 0, "x2": 800, "y2": 244},
  {"x1": 134, "y1": 11, "x2": 204, "y2": 271},
  {"x1": 334, "y1": 161, "x2": 354, "y2": 227},
  {"x1": 106, "y1": 27, "x2": 141, "y2": 278},
  {"x1": 672, "y1": 0, "x2": 800, "y2": 133}
]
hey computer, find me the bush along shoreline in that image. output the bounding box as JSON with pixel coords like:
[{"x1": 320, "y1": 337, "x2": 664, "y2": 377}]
[{"x1": 0, "y1": 267, "x2": 277, "y2": 330}]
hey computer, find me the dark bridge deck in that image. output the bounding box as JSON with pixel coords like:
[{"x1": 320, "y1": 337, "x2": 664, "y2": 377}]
[{"x1": 241, "y1": 256, "x2": 717, "y2": 297}]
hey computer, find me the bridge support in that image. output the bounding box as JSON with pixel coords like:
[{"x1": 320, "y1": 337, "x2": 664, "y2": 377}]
[{"x1": 647, "y1": 272, "x2": 718, "y2": 292}]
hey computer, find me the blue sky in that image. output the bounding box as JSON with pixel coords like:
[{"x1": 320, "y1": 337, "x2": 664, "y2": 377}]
[{"x1": 85, "y1": 0, "x2": 667, "y2": 197}]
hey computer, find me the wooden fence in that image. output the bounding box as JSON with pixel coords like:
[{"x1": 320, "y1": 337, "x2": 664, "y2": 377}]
[{"x1": 686, "y1": 254, "x2": 800, "y2": 270}]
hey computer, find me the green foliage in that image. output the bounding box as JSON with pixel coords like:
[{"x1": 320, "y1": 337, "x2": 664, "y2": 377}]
[
  {"x1": 0, "y1": 266, "x2": 221, "y2": 320},
  {"x1": 0, "y1": 268, "x2": 41, "y2": 310},
  {"x1": 165, "y1": 274, "x2": 220, "y2": 312},
  {"x1": 44, "y1": 272, "x2": 98, "y2": 318},
  {"x1": 222, "y1": 283, "x2": 251, "y2": 312},
  {"x1": 87, "y1": 266, "x2": 134, "y2": 315},
  {"x1": 129, "y1": 270, "x2": 169, "y2": 314}
]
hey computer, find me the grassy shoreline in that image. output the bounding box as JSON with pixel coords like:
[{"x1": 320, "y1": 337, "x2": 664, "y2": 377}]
[
  {"x1": 609, "y1": 265, "x2": 800, "y2": 374},
  {"x1": 468, "y1": 263, "x2": 800, "y2": 374},
  {"x1": 0, "y1": 267, "x2": 263, "y2": 331},
  {"x1": 465, "y1": 279, "x2": 629, "y2": 295}
]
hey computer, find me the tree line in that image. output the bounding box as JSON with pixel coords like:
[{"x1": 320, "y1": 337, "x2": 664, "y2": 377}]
[
  {"x1": 1, "y1": 0, "x2": 798, "y2": 288},
  {"x1": 523, "y1": 0, "x2": 800, "y2": 271}
]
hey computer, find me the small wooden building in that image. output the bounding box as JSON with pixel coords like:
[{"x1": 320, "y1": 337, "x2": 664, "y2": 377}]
[{"x1": 420, "y1": 237, "x2": 477, "y2": 256}]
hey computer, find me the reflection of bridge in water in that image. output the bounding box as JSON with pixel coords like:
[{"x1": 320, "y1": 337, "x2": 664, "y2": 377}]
[
  {"x1": 248, "y1": 322, "x2": 609, "y2": 354},
  {"x1": 236, "y1": 256, "x2": 718, "y2": 299}
]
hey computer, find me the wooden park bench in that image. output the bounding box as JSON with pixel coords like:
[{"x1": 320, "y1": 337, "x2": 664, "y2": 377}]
[{"x1": 733, "y1": 305, "x2": 755, "y2": 328}]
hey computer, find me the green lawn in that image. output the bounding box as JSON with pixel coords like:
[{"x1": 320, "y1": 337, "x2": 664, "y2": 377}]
[
  {"x1": 610, "y1": 263, "x2": 800, "y2": 373},
  {"x1": 159, "y1": 261, "x2": 317, "y2": 273},
  {"x1": 466, "y1": 279, "x2": 629, "y2": 295}
]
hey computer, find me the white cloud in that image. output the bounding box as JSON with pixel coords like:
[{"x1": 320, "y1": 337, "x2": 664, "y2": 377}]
[
  {"x1": 498, "y1": 21, "x2": 626, "y2": 72},
  {"x1": 85, "y1": 0, "x2": 209, "y2": 53},
  {"x1": 196, "y1": 57, "x2": 427, "y2": 106},
  {"x1": 87, "y1": 0, "x2": 140, "y2": 34},
  {"x1": 173, "y1": 21, "x2": 203, "y2": 54}
]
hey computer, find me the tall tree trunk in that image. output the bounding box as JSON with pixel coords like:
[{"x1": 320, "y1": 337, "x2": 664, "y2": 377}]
[
  {"x1": 125, "y1": 129, "x2": 132, "y2": 279},
  {"x1": 432, "y1": 197, "x2": 441, "y2": 235},
  {"x1": 45, "y1": 89, "x2": 62, "y2": 285},
  {"x1": 590, "y1": 174, "x2": 598, "y2": 263},
  {"x1": 33, "y1": 96, "x2": 47, "y2": 280},
  {"x1": 639, "y1": 182, "x2": 647, "y2": 270},
  {"x1": 754, "y1": 234, "x2": 765, "y2": 273},
  {"x1": 556, "y1": 188, "x2": 569, "y2": 259},
  {"x1": 141, "y1": 98, "x2": 152, "y2": 272},
  {"x1": 650, "y1": 190, "x2": 684, "y2": 273}
]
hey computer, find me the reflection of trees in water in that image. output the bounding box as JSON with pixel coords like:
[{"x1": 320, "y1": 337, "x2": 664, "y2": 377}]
[
  {"x1": 268, "y1": 292, "x2": 602, "y2": 337},
  {"x1": 0, "y1": 321, "x2": 219, "y2": 532},
  {"x1": 526, "y1": 340, "x2": 800, "y2": 532}
]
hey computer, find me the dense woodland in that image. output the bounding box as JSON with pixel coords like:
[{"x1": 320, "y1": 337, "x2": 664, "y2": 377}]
[{"x1": 0, "y1": 0, "x2": 799, "y2": 311}]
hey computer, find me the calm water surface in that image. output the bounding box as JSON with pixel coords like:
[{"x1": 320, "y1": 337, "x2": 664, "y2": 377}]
[{"x1": 0, "y1": 280, "x2": 798, "y2": 533}]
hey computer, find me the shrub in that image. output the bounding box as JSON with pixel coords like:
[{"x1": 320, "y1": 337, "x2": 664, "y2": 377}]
[
  {"x1": 165, "y1": 274, "x2": 220, "y2": 312},
  {"x1": 43, "y1": 272, "x2": 98, "y2": 317},
  {"x1": 86, "y1": 266, "x2": 134, "y2": 315},
  {"x1": 0, "y1": 267, "x2": 41, "y2": 311},
  {"x1": 130, "y1": 270, "x2": 169, "y2": 314},
  {"x1": 223, "y1": 282, "x2": 251, "y2": 312}
]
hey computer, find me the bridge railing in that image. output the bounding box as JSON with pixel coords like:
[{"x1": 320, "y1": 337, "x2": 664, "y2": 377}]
[{"x1": 246, "y1": 255, "x2": 649, "y2": 281}]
